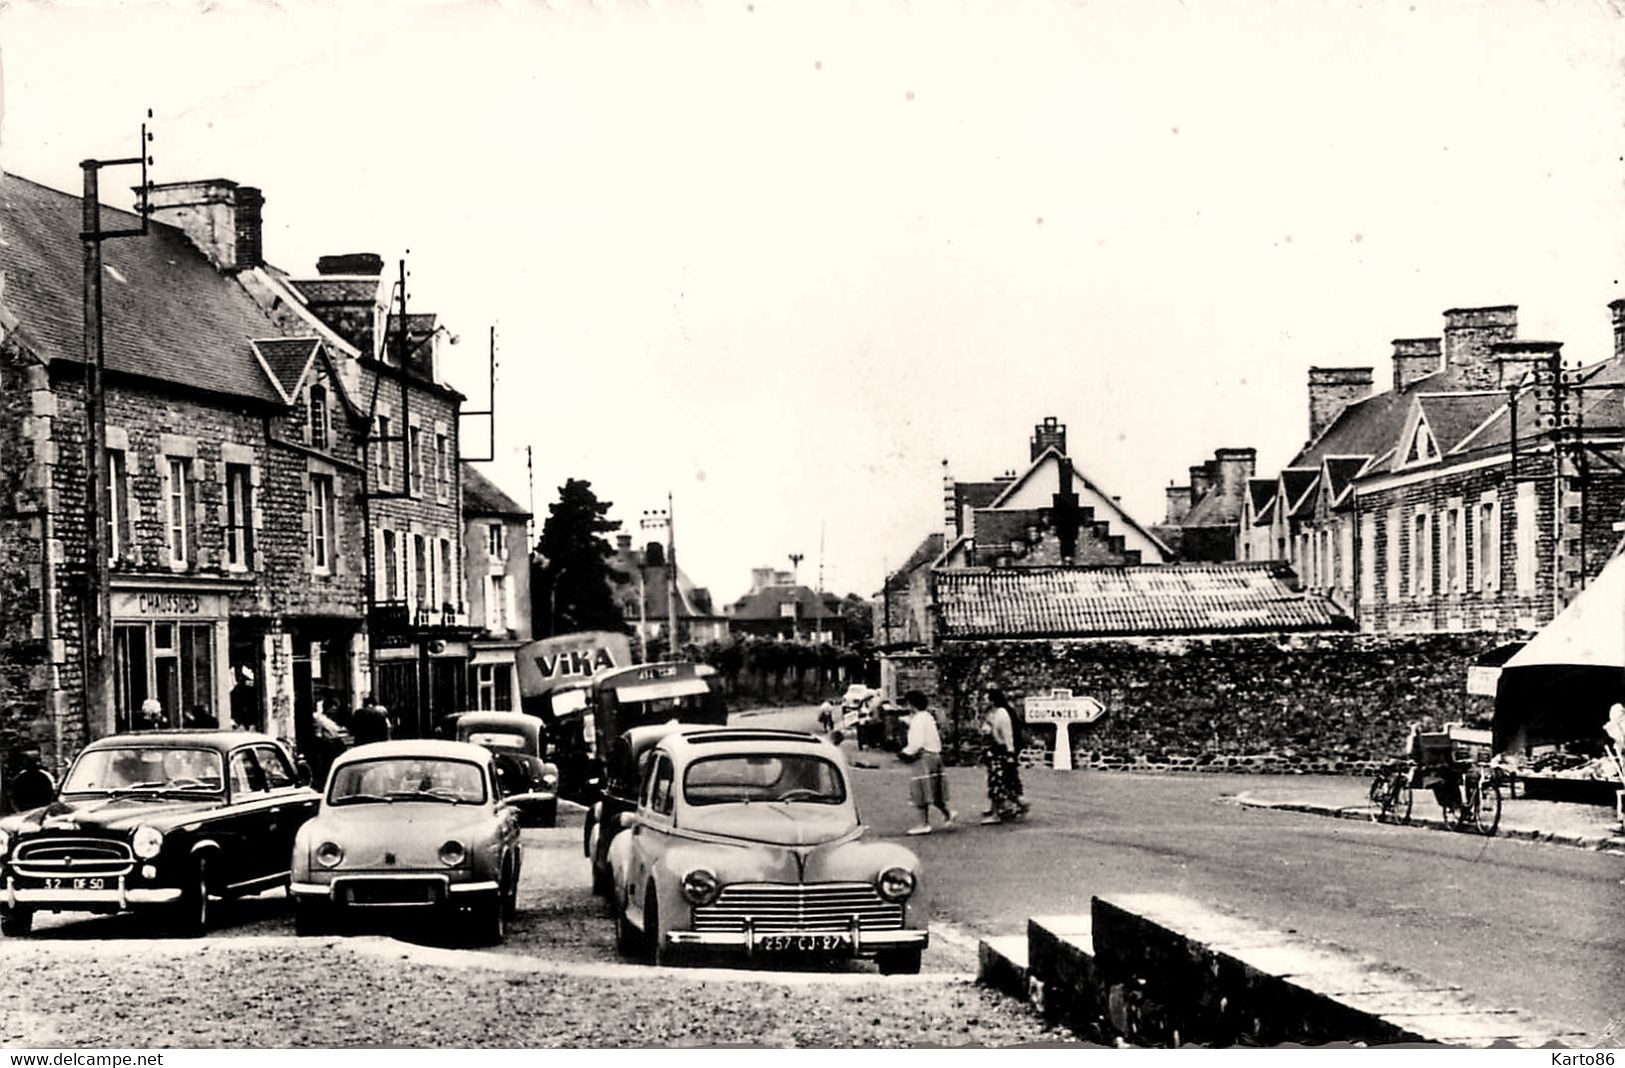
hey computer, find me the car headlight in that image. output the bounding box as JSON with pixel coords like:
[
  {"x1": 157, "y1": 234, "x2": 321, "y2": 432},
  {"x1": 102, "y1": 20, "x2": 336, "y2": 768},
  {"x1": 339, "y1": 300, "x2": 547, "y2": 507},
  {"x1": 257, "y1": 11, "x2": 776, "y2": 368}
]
[
  {"x1": 438, "y1": 840, "x2": 467, "y2": 867},
  {"x1": 681, "y1": 868, "x2": 720, "y2": 906},
  {"x1": 315, "y1": 841, "x2": 344, "y2": 868},
  {"x1": 877, "y1": 866, "x2": 916, "y2": 902},
  {"x1": 132, "y1": 825, "x2": 164, "y2": 859}
]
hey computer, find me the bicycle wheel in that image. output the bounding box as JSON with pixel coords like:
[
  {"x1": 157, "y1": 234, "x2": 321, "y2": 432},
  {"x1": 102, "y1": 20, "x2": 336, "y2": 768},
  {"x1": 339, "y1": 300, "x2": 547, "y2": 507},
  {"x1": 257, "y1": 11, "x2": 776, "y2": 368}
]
[{"x1": 1470, "y1": 776, "x2": 1502, "y2": 836}]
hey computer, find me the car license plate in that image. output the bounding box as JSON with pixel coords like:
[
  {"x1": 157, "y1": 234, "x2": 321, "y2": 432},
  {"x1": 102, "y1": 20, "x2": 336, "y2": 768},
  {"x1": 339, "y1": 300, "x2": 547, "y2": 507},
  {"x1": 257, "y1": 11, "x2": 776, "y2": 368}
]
[
  {"x1": 757, "y1": 933, "x2": 851, "y2": 953},
  {"x1": 42, "y1": 877, "x2": 106, "y2": 891}
]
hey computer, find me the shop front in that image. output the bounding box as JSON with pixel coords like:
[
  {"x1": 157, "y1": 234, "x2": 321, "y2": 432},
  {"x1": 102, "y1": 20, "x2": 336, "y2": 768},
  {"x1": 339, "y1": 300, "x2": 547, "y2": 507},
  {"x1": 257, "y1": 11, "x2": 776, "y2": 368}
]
[{"x1": 110, "y1": 581, "x2": 235, "y2": 733}]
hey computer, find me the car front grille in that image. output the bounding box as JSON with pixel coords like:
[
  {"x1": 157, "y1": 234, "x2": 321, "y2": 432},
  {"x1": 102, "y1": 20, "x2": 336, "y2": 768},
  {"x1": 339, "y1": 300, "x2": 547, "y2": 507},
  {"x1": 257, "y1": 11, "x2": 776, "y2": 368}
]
[
  {"x1": 12, "y1": 837, "x2": 135, "y2": 878},
  {"x1": 691, "y1": 881, "x2": 904, "y2": 933}
]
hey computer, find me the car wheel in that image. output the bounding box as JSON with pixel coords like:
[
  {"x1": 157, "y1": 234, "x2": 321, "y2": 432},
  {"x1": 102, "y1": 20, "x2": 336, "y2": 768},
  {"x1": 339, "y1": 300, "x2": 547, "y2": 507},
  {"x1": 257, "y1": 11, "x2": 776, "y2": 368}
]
[
  {"x1": 467, "y1": 894, "x2": 506, "y2": 946},
  {"x1": 293, "y1": 899, "x2": 332, "y2": 937},
  {"x1": 173, "y1": 856, "x2": 211, "y2": 937},
  {"x1": 645, "y1": 884, "x2": 680, "y2": 967},
  {"x1": 877, "y1": 947, "x2": 922, "y2": 975},
  {"x1": 614, "y1": 891, "x2": 642, "y2": 959},
  {"x1": 0, "y1": 905, "x2": 34, "y2": 937}
]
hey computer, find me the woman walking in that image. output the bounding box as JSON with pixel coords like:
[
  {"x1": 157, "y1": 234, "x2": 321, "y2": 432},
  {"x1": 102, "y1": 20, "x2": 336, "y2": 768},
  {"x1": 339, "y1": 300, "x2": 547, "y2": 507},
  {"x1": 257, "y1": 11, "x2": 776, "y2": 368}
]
[{"x1": 980, "y1": 688, "x2": 1030, "y2": 824}]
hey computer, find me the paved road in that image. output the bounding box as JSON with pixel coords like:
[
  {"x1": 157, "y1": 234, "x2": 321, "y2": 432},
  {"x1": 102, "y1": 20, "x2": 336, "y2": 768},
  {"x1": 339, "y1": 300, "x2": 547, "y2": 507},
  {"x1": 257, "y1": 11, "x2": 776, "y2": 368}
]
[{"x1": 733, "y1": 707, "x2": 1624, "y2": 1046}]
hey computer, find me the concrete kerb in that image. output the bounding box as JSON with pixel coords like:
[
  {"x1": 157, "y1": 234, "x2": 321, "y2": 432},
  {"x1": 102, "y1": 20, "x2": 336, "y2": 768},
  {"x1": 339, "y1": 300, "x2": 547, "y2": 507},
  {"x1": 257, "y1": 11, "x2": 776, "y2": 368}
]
[
  {"x1": 1234, "y1": 794, "x2": 1625, "y2": 856},
  {"x1": 977, "y1": 894, "x2": 1586, "y2": 1048}
]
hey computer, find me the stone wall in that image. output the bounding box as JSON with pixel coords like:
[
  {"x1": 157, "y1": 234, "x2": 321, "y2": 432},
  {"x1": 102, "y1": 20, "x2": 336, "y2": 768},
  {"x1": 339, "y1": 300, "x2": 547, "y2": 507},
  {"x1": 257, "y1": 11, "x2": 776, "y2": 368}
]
[{"x1": 920, "y1": 633, "x2": 1496, "y2": 773}]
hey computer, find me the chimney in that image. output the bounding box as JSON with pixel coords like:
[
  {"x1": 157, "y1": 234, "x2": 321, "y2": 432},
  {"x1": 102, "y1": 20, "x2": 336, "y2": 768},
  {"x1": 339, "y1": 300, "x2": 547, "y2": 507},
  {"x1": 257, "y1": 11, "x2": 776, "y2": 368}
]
[
  {"x1": 1030, "y1": 416, "x2": 1067, "y2": 460},
  {"x1": 142, "y1": 179, "x2": 265, "y2": 271},
  {"x1": 1306, "y1": 367, "x2": 1373, "y2": 441},
  {"x1": 1164, "y1": 484, "x2": 1192, "y2": 525},
  {"x1": 317, "y1": 253, "x2": 385, "y2": 276},
  {"x1": 1442, "y1": 305, "x2": 1518, "y2": 388},
  {"x1": 1392, "y1": 338, "x2": 1443, "y2": 393},
  {"x1": 1212, "y1": 447, "x2": 1257, "y2": 500},
  {"x1": 1492, "y1": 340, "x2": 1561, "y2": 389},
  {"x1": 1611, "y1": 299, "x2": 1625, "y2": 361},
  {"x1": 1188, "y1": 463, "x2": 1214, "y2": 506}
]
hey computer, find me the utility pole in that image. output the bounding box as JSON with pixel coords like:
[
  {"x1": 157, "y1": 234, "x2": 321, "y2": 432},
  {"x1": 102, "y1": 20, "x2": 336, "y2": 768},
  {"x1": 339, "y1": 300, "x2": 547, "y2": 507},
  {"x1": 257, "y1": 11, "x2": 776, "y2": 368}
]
[{"x1": 80, "y1": 117, "x2": 154, "y2": 738}]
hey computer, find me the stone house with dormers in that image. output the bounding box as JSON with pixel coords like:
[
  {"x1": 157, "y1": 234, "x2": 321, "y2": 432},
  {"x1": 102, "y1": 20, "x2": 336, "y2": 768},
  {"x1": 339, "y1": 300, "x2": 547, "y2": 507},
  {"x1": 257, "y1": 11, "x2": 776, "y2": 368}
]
[
  {"x1": 1246, "y1": 302, "x2": 1625, "y2": 635},
  {"x1": 0, "y1": 173, "x2": 373, "y2": 790}
]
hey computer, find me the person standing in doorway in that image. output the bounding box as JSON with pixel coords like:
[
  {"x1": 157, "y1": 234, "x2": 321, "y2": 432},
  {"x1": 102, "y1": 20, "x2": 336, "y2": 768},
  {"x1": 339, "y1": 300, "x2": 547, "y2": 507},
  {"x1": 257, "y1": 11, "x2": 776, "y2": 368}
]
[
  {"x1": 980, "y1": 687, "x2": 1030, "y2": 824},
  {"x1": 898, "y1": 690, "x2": 955, "y2": 835}
]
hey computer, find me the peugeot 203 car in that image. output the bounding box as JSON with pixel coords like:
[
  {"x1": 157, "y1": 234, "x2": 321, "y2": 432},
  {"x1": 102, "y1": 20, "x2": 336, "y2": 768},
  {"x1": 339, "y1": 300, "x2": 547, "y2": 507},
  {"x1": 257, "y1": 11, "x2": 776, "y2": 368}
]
[
  {"x1": 607, "y1": 728, "x2": 929, "y2": 973},
  {"x1": 289, "y1": 740, "x2": 524, "y2": 944},
  {"x1": 436, "y1": 712, "x2": 560, "y2": 827},
  {"x1": 0, "y1": 731, "x2": 318, "y2": 937}
]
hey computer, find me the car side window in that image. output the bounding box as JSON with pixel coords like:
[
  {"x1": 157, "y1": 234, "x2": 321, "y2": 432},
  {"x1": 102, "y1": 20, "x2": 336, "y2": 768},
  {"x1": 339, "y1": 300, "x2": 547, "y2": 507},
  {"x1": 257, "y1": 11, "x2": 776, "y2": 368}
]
[
  {"x1": 649, "y1": 757, "x2": 675, "y2": 816},
  {"x1": 255, "y1": 745, "x2": 296, "y2": 789},
  {"x1": 229, "y1": 749, "x2": 269, "y2": 796}
]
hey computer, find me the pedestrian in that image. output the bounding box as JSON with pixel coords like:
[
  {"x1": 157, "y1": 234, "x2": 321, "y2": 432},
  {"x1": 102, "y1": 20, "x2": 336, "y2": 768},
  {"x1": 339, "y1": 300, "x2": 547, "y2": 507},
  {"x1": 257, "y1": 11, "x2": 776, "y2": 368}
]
[
  {"x1": 980, "y1": 687, "x2": 1030, "y2": 824},
  {"x1": 350, "y1": 693, "x2": 392, "y2": 745},
  {"x1": 898, "y1": 690, "x2": 955, "y2": 835}
]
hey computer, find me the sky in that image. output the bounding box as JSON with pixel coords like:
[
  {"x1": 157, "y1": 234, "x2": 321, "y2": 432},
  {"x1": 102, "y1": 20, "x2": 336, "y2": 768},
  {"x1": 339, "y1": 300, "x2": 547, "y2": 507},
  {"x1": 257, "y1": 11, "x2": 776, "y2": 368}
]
[{"x1": 2, "y1": 0, "x2": 1622, "y2": 605}]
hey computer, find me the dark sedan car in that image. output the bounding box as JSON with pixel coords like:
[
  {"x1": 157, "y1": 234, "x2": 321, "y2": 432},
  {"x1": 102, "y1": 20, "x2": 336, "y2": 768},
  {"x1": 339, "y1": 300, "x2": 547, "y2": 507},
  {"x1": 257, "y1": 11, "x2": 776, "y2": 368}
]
[{"x1": 0, "y1": 731, "x2": 319, "y2": 937}]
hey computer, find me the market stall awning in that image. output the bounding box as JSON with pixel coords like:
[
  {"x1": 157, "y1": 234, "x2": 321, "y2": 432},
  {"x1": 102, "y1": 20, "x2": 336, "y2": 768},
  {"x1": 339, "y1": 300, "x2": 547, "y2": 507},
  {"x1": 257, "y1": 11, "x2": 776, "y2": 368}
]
[{"x1": 1494, "y1": 553, "x2": 1625, "y2": 751}]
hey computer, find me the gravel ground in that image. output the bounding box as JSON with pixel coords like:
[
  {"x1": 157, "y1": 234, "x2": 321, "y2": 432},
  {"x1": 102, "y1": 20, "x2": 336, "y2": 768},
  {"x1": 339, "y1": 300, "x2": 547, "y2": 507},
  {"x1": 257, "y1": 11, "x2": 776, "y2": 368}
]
[{"x1": 1, "y1": 825, "x2": 1066, "y2": 1048}]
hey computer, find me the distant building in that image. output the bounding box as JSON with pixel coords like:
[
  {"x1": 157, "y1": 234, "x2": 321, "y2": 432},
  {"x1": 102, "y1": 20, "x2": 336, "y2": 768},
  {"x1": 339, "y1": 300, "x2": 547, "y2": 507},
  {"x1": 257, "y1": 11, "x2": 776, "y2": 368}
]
[{"x1": 461, "y1": 463, "x2": 532, "y2": 710}]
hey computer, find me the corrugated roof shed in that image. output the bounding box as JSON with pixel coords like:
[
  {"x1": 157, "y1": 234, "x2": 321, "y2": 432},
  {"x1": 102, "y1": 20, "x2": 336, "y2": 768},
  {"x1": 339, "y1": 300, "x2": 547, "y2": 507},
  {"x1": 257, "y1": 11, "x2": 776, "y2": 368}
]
[{"x1": 935, "y1": 563, "x2": 1341, "y2": 638}]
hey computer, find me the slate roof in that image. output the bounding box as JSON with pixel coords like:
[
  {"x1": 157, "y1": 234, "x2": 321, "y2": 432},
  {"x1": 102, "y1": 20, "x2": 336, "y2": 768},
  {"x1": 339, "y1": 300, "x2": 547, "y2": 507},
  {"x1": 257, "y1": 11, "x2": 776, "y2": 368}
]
[
  {"x1": 885, "y1": 533, "x2": 946, "y2": 593},
  {"x1": 251, "y1": 337, "x2": 321, "y2": 401},
  {"x1": 461, "y1": 463, "x2": 530, "y2": 518},
  {"x1": 1322, "y1": 456, "x2": 1368, "y2": 506},
  {"x1": 0, "y1": 172, "x2": 287, "y2": 404},
  {"x1": 934, "y1": 563, "x2": 1341, "y2": 639},
  {"x1": 1245, "y1": 479, "x2": 1277, "y2": 527}
]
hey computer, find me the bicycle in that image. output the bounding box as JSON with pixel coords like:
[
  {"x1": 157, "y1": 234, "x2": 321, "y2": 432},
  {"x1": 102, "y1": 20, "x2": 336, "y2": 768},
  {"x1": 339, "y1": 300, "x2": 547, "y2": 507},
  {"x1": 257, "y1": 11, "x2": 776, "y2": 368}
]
[
  {"x1": 1367, "y1": 761, "x2": 1413, "y2": 824},
  {"x1": 1426, "y1": 760, "x2": 1503, "y2": 836}
]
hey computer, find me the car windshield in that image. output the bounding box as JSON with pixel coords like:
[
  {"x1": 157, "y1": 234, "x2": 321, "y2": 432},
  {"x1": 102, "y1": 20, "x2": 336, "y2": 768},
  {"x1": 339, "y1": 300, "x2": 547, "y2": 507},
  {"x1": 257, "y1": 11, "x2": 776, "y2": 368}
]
[
  {"x1": 327, "y1": 757, "x2": 488, "y2": 806},
  {"x1": 683, "y1": 754, "x2": 846, "y2": 806},
  {"x1": 62, "y1": 747, "x2": 224, "y2": 795}
]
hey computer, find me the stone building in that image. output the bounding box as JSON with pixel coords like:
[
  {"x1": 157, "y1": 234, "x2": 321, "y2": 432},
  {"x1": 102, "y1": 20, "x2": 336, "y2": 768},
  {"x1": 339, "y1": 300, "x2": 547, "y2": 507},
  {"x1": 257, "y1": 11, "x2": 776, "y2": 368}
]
[
  {"x1": 461, "y1": 462, "x2": 532, "y2": 711},
  {"x1": 1247, "y1": 302, "x2": 1625, "y2": 634},
  {"x1": 0, "y1": 173, "x2": 370, "y2": 785}
]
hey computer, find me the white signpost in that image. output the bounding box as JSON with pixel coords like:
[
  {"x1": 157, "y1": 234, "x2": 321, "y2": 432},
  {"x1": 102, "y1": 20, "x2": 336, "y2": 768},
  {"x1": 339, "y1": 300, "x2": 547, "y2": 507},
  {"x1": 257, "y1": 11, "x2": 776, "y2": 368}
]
[{"x1": 1022, "y1": 688, "x2": 1106, "y2": 771}]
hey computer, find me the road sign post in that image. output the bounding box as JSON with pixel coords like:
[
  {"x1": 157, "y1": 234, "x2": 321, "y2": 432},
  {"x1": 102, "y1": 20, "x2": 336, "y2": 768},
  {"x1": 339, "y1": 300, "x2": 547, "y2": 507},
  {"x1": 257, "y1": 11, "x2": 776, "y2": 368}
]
[{"x1": 1022, "y1": 688, "x2": 1106, "y2": 770}]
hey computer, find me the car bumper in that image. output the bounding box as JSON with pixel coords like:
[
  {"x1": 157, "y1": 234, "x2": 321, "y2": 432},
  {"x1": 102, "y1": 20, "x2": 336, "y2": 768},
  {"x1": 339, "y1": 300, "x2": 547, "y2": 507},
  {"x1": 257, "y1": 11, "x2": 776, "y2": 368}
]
[
  {"x1": 290, "y1": 875, "x2": 498, "y2": 907},
  {"x1": 667, "y1": 926, "x2": 929, "y2": 956},
  {"x1": 6, "y1": 875, "x2": 182, "y2": 910}
]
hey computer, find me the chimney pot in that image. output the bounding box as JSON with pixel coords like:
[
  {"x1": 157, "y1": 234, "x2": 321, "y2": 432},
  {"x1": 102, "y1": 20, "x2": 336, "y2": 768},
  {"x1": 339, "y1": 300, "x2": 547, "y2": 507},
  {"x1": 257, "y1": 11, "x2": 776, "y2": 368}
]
[
  {"x1": 1392, "y1": 338, "x2": 1443, "y2": 393},
  {"x1": 317, "y1": 252, "x2": 385, "y2": 277},
  {"x1": 1306, "y1": 368, "x2": 1373, "y2": 441}
]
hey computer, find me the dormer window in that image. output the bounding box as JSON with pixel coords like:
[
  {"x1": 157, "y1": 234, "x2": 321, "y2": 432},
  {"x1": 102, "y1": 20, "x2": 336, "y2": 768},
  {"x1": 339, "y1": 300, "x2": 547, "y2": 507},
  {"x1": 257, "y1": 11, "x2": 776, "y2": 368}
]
[
  {"x1": 1404, "y1": 421, "x2": 1437, "y2": 465},
  {"x1": 309, "y1": 384, "x2": 329, "y2": 449}
]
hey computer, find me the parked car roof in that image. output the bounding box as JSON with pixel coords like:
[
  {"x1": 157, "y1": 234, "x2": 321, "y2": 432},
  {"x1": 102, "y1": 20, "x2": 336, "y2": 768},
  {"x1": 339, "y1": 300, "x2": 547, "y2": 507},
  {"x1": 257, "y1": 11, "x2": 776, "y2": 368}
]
[
  {"x1": 331, "y1": 739, "x2": 493, "y2": 765},
  {"x1": 81, "y1": 730, "x2": 285, "y2": 755}
]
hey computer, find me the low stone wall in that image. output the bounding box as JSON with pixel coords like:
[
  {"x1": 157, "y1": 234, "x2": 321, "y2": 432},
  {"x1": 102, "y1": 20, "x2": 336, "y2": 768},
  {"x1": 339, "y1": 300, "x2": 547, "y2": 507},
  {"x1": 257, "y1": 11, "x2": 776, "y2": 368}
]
[{"x1": 918, "y1": 633, "x2": 1499, "y2": 771}]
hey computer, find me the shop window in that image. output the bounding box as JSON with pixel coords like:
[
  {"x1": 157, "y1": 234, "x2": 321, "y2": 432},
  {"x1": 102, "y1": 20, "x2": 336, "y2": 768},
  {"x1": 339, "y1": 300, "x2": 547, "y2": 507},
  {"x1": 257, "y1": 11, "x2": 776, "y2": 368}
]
[{"x1": 225, "y1": 464, "x2": 253, "y2": 568}]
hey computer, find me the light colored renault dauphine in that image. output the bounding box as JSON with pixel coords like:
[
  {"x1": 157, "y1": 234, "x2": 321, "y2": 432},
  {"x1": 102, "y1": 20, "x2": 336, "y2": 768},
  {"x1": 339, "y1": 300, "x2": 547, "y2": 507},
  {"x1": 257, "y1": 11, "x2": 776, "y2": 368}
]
[
  {"x1": 607, "y1": 727, "x2": 929, "y2": 973},
  {"x1": 290, "y1": 740, "x2": 524, "y2": 944}
]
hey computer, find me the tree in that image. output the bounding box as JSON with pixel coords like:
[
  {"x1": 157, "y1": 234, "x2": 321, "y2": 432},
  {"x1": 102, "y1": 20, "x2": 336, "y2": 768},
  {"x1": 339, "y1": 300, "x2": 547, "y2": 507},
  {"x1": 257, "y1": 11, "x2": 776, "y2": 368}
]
[{"x1": 530, "y1": 479, "x2": 630, "y2": 638}]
